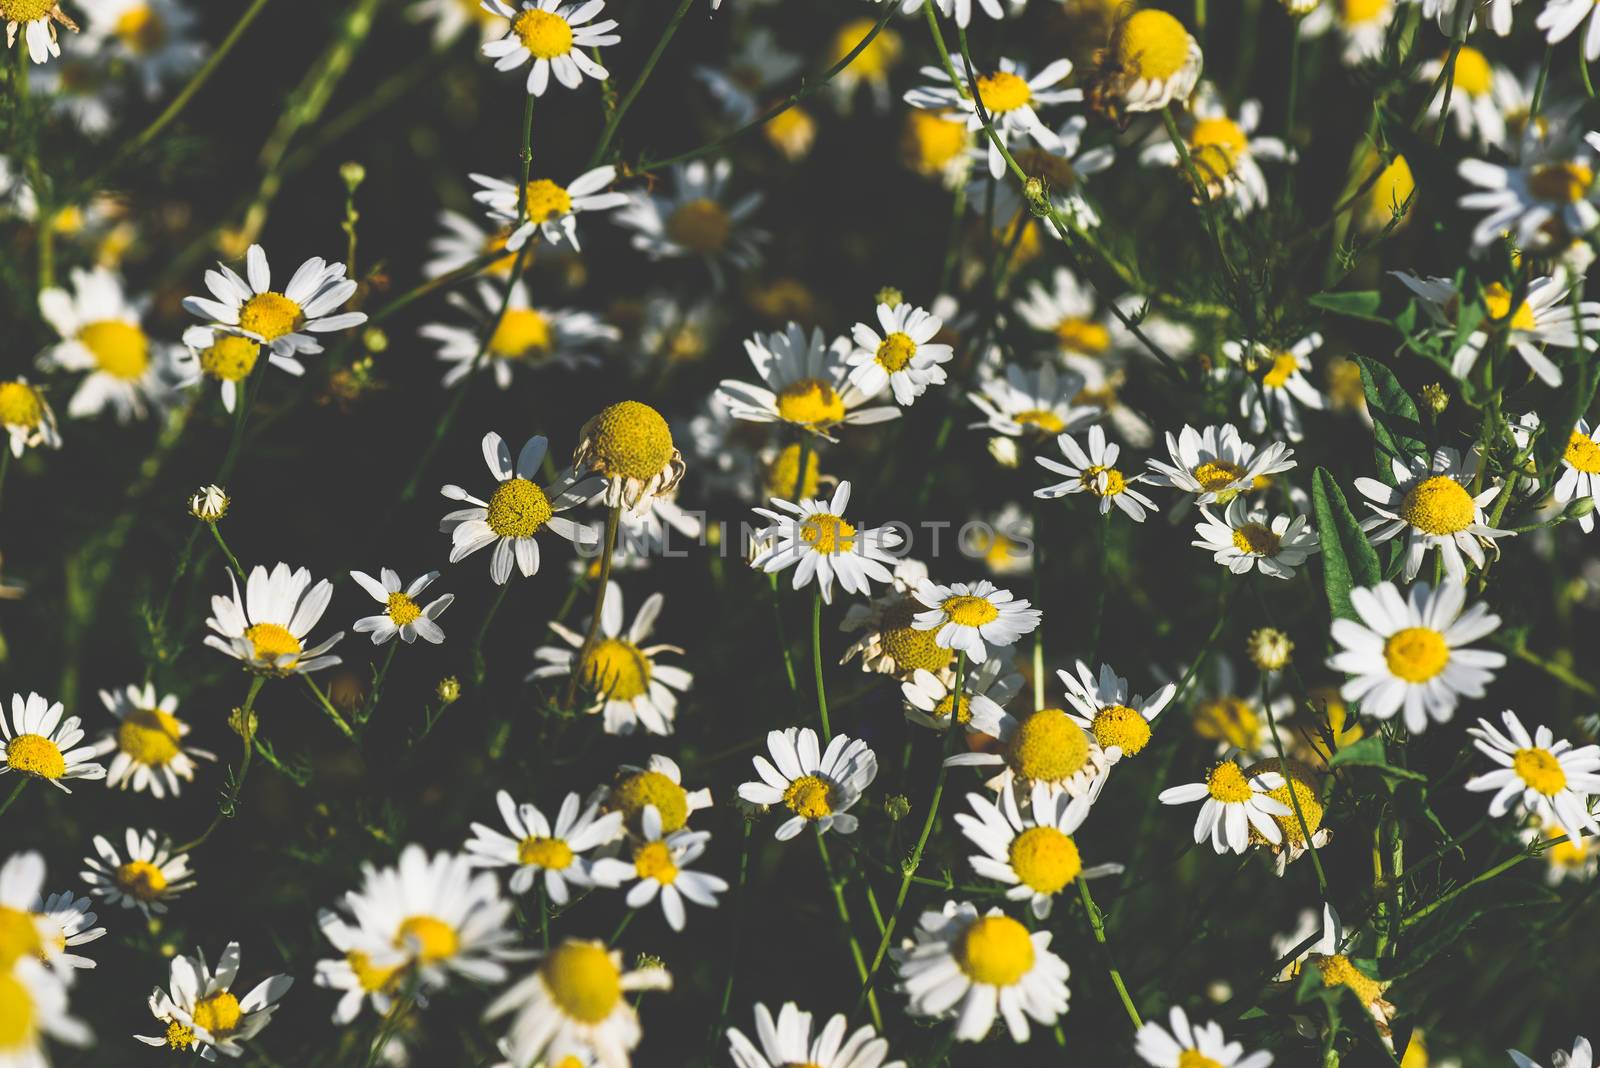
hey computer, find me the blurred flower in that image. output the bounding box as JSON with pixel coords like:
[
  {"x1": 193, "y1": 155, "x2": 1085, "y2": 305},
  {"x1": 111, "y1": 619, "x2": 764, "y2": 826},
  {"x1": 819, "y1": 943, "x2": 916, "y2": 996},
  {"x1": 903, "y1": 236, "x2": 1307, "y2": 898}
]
[
  {"x1": 613, "y1": 159, "x2": 767, "y2": 289},
  {"x1": 0, "y1": 377, "x2": 61, "y2": 456},
  {"x1": 80, "y1": 827, "x2": 193, "y2": 915},
  {"x1": 37, "y1": 266, "x2": 181, "y2": 421},
  {"x1": 905, "y1": 57, "x2": 1081, "y2": 180},
  {"x1": 89, "y1": 683, "x2": 215, "y2": 798},
  {"x1": 726, "y1": 1001, "x2": 904, "y2": 1068}
]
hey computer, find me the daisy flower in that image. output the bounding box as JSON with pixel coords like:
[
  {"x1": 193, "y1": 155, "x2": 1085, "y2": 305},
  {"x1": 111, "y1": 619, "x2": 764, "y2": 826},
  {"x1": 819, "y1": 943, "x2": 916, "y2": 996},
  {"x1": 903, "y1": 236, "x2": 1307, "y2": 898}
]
[
  {"x1": 588, "y1": 804, "x2": 728, "y2": 931},
  {"x1": 1327, "y1": 580, "x2": 1506, "y2": 732},
  {"x1": 90, "y1": 682, "x2": 216, "y2": 798},
  {"x1": 0, "y1": 377, "x2": 61, "y2": 457},
  {"x1": 135, "y1": 942, "x2": 293, "y2": 1061},
  {"x1": 33, "y1": 888, "x2": 106, "y2": 972},
  {"x1": 967, "y1": 503, "x2": 1035, "y2": 577},
  {"x1": 408, "y1": 0, "x2": 507, "y2": 46},
  {"x1": 36, "y1": 265, "x2": 178, "y2": 421},
  {"x1": 1354, "y1": 447, "x2": 1511, "y2": 582},
  {"x1": 1057, "y1": 660, "x2": 1176, "y2": 763},
  {"x1": 0, "y1": 852, "x2": 53, "y2": 966},
  {"x1": 0, "y1": 958, "x2": 90, "y2": 1062},
  {"x1": 1526, "y1": 817, "x2": 1600, "y2": 883},
  {"x1": 481, "y1": 0, "x2": 618, "y2": 96},
  {"x1": 3, "y1": 0, "x2": 76, "y2": 64},
  {"x1": 1457, "y1": 132, "x2": 1600, "y2": 251},
  {"x1": 1091, "y1": 8, "x2": 1203, "y2": 114},
  {"x1": 736, "y1": 727, "x2": 878, "y2": 840},
  {"x1": 993, "y1": 116, "x2": 1116, "y2": 230},
  {"x1": 1135, "y1": 1006, "x2": 1273, "y2": 1067},
  {"x1": 910, "y1": 578, "x2": 1040, "y2": 665},
  {"x1": 901, "y1": 658, "x2": 1019, "y2": 734},
  {"x1": 1511, "y1": 1037, "x2": 1594, "y2": 1068},
  {"x1": 827, "y1": 17, "x2": 903, "y2": 112},
  {"x1": 1034, "y1": 425, "x2": 1159, "y2": 522},
  {"x1": 1139, "y1": 82, "x2": 1291, "y2": 213},
  {"x1": 957, "y1": 782, "x2": 1123, "y2": 919},
  {"x1": 80, "y1": 828, "x2": 194, "y2": 915},
  {"x1": 350, "y1": 569, "x2": 454, "y2": 645},
  {"x1": 904, "y1": 57, "x2": 1080, "y2": 179},
  {"x1": 613, "y1": 159, "x2": 767, "y2": 288},
  {"x1": 423, "y1": 281, "x2": 617, "y2": 389},
  {"x1": 439, "y1": 432, "x2": 600, "y2": 584},
  {"x1": 841, "y1": 559, "x2": 960, "y2": 678},
  {"x1": 469, "y1": 165, "x2": 629, "y2": 252},
  {"x1": 75, "y1": 0, "x2": 204, "y2": 96},
  {"x1": 726, "y1": 1001, "x2": 905, "y2": 1068},
  {"x1": 719, "y1": 322, "x2": 899, "y2": 439},
  {"x1": 946, "y1": 706, "x2": 1109, "y2": 799},
  {"x1": 602, "y1": 753, "x2": 713, "y2": 835},
  {"x1": 425, "y1": 208, "x2": 521, "y2": 280},
  {"x1": 486, "y1": 939, "x2": 670, "y2": 1068},
  {"x1": 203, "y1": 562, "x2": 344, "y2": 676},
  {"x1": 182, "y1": 244, "x2": 367, "y2": 361},
  {"x1": 464, "y1": 790, "x2": 625, "y2": 901},
  {"x1": 1185, "y1": 655, "x2": 1285, "y2": 757},
  {"x1": 1556, "y1": 418, "x2": 1600, "y2": 531},
  {"x1": 893, "y1": 899, "x2": 1071, "y2": 1043},
  {"x1": 750, "y1": 481, "x2": 903, "y2": 605},
  {"x1": 1220, "y1": 334, "x2": 1326, "y2": 442},
  {"x1": 968, "y1": 362, "x2": 1097, "y2": 448},
  {"x1": 0, "y1": 691, "x2": 105, "y2": 792},
  {"x1": 1466, "y1": 709, "x2": 1600, "y2": 835},
  {"x1": 901, "y1": 107, "x2": 974, "y2": 187},
  {"x1": 1158, "y1": 761, "x2": 1293, "y2": 855},
  {"x1": 1192, "y1": 498, "x2": 1320, "y2": 578},
  {"x1": 570, "y1": 400, "x2": 687, "y2": 515},
  {"x1": 1243, "y1": 758, "x2": 1331, "y2": 873},
  {"x1": 176, "y1": 325, "x2": 282, "y2": 413},
  {"x1": 528, "y1": 584, "x2": 692, "y2": 735},
  {"x1": 844, "y1": 302, "x2": 953, "y2": 407},
  {"x1": 1300, "y1": 0, "x2": 1393, "y2": 65},
  {"x1": 1014, "y1": 268, "x2": 1119, "y2": 367},
  {"x1": 1145, "y1": 422, "x2": 1297, "y2": 507},
  {"x1": 1415, "y1": 46, "x2": 1510, "y2": 145}
]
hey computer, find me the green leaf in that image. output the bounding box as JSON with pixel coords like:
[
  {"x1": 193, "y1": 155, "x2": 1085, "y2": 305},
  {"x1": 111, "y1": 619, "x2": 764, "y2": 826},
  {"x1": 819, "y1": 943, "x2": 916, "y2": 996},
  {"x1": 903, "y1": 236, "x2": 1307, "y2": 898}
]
[
  {"x1": 1327, "y1": 735, "x2": 1427, "y2": 781},
  {"x1": 1355, "y1": 356, "x2": 1427, "y2": 484},
  {"x1": 1312, "y1": 468, "x2": 1381, "y2": 622},
  {"x1": 1309, "y1": 289, "x2": 1384, "y2": 323}
]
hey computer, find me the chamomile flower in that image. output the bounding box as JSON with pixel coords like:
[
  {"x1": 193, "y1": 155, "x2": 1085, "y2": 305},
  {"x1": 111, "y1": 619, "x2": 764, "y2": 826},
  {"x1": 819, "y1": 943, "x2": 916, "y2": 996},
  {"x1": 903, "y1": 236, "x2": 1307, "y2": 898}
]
[
  {"x1": 464, "y1": 790, "x2": 625, "y2": 902},
  {"x1": 613, "y1": 159, "x2": 766, "y2": 288},
  {"x1": 905, "y1": 57, "x2": 1081, "y2": 179},
  {"x1": 957, "y1": 782, "x2": 1123, "y2": 918},
  {"x1": 36, "y1": 266, "x2": 178, "y2": 421},
  {"x1": 32, "y1": 889, "x2": 106, "y2": 972},
  {"x1": 0, "y1": 958, "x2": 90, "y2": 1062},
  {"x1": 993, "y1": 116, "x2": 1116, "y2": 230},
  {"x1": 3, "y1": 0, "x2": 76, "y2": 64},
  {"x1": 528, "y1": 584, "x2": 692, "y2": 736},
  {"x1": 588, "y1": 805, "x2": 727, "y2": 932},
  {"x1": 182, "y1": 244, "x2": 367, "y2": 360},
  {"x1": 1416, "y1": 47, "x2": 1511, "y2": 145},
  {"x1": 135, "y1": 943, "x2": 293, "y2": 1061},
  {"x1": 1327, "y1": 580, "x2": 1506, "y2": 732},
  {"x1": 423, "y1": 282, "x2": 617, "y2": 389},
  {"x1": 408, "y1": 0, "x2": 507, "y2": 46},
  {"x1": 75, "y1": 0, "x2": 204, "y2": 96},
  {"x1": 1135, "y1": 1006, "x2": 1273, "y2": 1067},
  {"x1": 946, "y1": 706, "x2": 1109, "y2": 799},
  {"x1": 1556, "y1": 419, "x2": 1600, "y2": 531},
  {"x1": 469, "y1": 166, "x2": 629, "y2": 252},
  {"x1": 349, "y1": 569, "x2": 454, "y2": 645},
  {"x1": 1057, "y1": 660, "x2": 1176, "y2": 763},
  {"x1": 1092, "y1": 8, "x2": 1204, "y2": 114},
  {"x1": 1158, "y1": 761, "x2": 1293, "y2": 855},
  {"x1": 0, "y1": 377, "x2": 61, "y2": 457},
  {"x1": 571, "y1": 400, "x2": 687, "y2": 515},
  {"x1": 1466, "y1": 710, "x2": 1600, "y2": 835},
  {"x1": 1145, "y1": 423, "x2": 1297, "y2": 506},
  {"x1": 481, "y1": 0, "x2": 618, "y2": 96},
  {"x1": 1139, "y1": 83, "x2": 1291, "y2": 213},
  {"x1": 726, "y1": 1001, "x2": 904, "y2": 1068},
  {"x1": 203, "y1": 563, "x2": 344, "y2": 676},
  {"x1": 750, "y1": 481, "x2": 903, "y2": 605},
  {"x1": 1511, "y1": 1037, "x2": 1594, "y2": 1068},
  {"x1": 425, "y1": 209, "x2": 522, "y2": 280},
  {"x1": 486, "y1": 939, "x2": 670, "y2": 1068},
  {"x1": 1245, "y1": 758, "x2": 1330, "y2": 873},
  {"x1": 893, "y1": 899, "x2": 1071, "y2": 1043},
  {"x1": 1458, "y1": 133, "x2": 1600, "y2": 251},
  {"x1": 910, "y1": 579, "x2": 1040, "y2": 665},
  {"x1": 901, "y1": 658, "x2": 1019, "y2": 734},
  {"x1": 1192, "y1": 498, "x2": 1320, "y2": 578},
  {"x1": 439, "y1": 432, "x2": 601, "y2": 584},
  {"x1": 1355, "y1": 447, "x2": 1511, "y2": 582},
  {"x1": 0, "y1": 852, "x2": 52, "y2": 968},
  {"x1": 845, "y1": 302, "x2": 953, "y2": 407},
  {"x1": 1183, "y1": 656, "x2": 1283, "y2": 758},
  {"x1": 0, "y1": 691, "x2": 105, "y2": 792},
  {"x1": 841, "y1": 559, "x2": 958, "y2": 678},
  {"x1": 80, "y1": 828, "x2": 194, "y2": 915},
  {"x1": 967, "y1": 503, "x2": 1034, "y2": 576},
  {"x1": 176, "y1": 326, "x2": 281, "y2": 413},
  {"x1": 90, "y1": 683, "x2": 216, "y2": 798},
  {"x1": 1221, "y1": 335, "x2": 1326, "y2": 442},
  {"x1": 719, "y1": 323, "x2": 900, "y2": 439},
  {"x1": 968, "y1": 362, "x2": 1098, "y2": 446},
  {"x1": 602, "y1": 754, "x2": 712, "y2": 834},
  {"x1": 737, "y1": 727, "x2": 878, "y2": 840},
  {"x1": 1300, "y1": 0, "x2": 1392, "y2": 64},
  {"x1": 827, "y1": 17, "x2": 903, "y2": 111},
  {"x1": 312, "y1": 915, "x2": 408, "y2": 1026},
  {"x1": 1034, "y1": 425, "x2": 1159, "y2": 522},
  {"x1": 1014, "y1": 268, "x2": 1119, "y2": 368}
]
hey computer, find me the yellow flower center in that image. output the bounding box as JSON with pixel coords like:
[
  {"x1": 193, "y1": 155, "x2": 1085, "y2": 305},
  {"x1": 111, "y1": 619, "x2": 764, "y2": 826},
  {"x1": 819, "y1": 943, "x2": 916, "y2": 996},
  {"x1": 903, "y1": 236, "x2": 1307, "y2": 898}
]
[
  {"x1": 346, "y1": 950, "x2": 401, "y2": 994},
  {"x1": 878, "y1": 601, "x2": 954, "y2": 673},
  {"x1": 191, "y1": 991, "x2": 242, "y2": 1037},
  {"x1": 776, "y1": 378, "x2": 847, "y2": 428},
  {"x1": 0, "y1": 382, "x2": 44, "y2": 429},
  {"x1": 1012, "y1": 408, "x2": 1066, "y2": 433},
  {"x1": 1361, "y1": 154, "x2": 1415, "y2": 224},
  {"x1": 612, "y1": 770, "x2": 690, "y2": 832},
  {"x1": 831, "y1": 18, "x2": 901, "y2": 79},
  {"x1": 783, "y1": 775, "x2": 833, "y2": 820},
  {"x1": 1399, "y1": 476, "x2": 1475, "y2": 535},
  {"x1": 485, "y1": 477, "x2": 553, "y2": 539},
  {"x1": 800, "y1": 513, "x2": 856, "y2": 554},
  {"x1": 1116, "y1": 9, "x2": 1192, "y2": 81},
  {"x1": 763, "y1": 107, "x2": 816, "y2": 155},
  {"x1": 580, "y1": 637, "x2": 653, "y2": 701},
  {"x1": 763, "y1": 442, "x2": 820, "y2": 500},
  {"x1": 164, "y1": 1019, "x2": 196, "y2": 1050},
  {"x1": 666, "y1": 198, "x2": 732, "y2": 254},
  {"x1": 933, "y1": 692, "x2": 973, "y2": 725},
  {"x1": 1261, "y1": 351, "x2": 1299, "y2": 389},
  {"x1": 1247, "y1": 759, "x2": 1325, "y2": 847},
  {"x1": 1189, "y1": 117, "x2": 1249, "y2": 180},
  {"x1": 875, "y1": 331, "x2": 918, "y2": 372},
  {"x1": 543, "y1": 942, "x2": 622, "y2": 1023},
  {"x1": 1480, "y1": 283, "x2": 1538, "y2": 331},
  {"x1": 398, "y1": 915, "x2": 459, "y2": 964},
  {"x1": 633, "y1": 841, "x2": 678, "y2": 884},
  {"x1": 1339, "y1": 0, "x2": 1387, "y2": 22},
  {"x1": 1177, "y1": 1052, "x2": 1226, "y2": 1068},
  {"x1": 1206, "y1": 761, "x2": 1255, "y2": 803},
  {"x1": 1549, "y1": 836, "x2": 1588, "y2": 868},
  {"x1": 114, "y1": 860, "x2": 168, "y2": 900},
  {"x1": 523, "y1": 178, "x2": 573, "y2": 224},
  {"x1": 1382, "y1": 626, "x2": 1449, "y2": 683},
  {"x1": 198, "y1": 334, "x2": 261, "y2": 382},
  {"x1": 1008, "y1": 708, "x2": 1091, "y2": 782},
  {"x1": 1193, "y1": 458, "x2": 1246, "y2": 491},
  {"x1": 1008, "y1": 826, "x2": 1082, "y2": 893},
  {"x1": 579, "y1": 400, "x2": 676, "y2": 481},
  {"x1": 488, "y1": 308, "x2": 552, "y2": 360},
  {"x1": 975, "y1": 70, "x2": 1032, "y2": 113},
  {"x1": 245, "y1": 622, "x2": 302, "y2": 668},
  {"x1": 1231, "y1": 522, "x2": 1282, "y2": 556},
  {"x1": 79, "y1": 320, "x2": 150, "y2": 381},
  {"x1": 513, "y1": 8, "x2": 573, "y2": 58},
  {"x1": 1194, "y1": 696, "x2": 1260, "y2": 750},
  {"x1": 1566, "y1": 430, "x2": 1600, "y2": 473},
  {"x1": 957, "y1": 915, "x2": 1035, "y2": 986},
  {"x1": 117, "y1": 706, "x2": 183, "y2": 766},
  {"x1": 238, "y1": 292, "x2": 304, "y2": 341},
  {"x1": 1513, "y1": 747, "x2": 1567, "y2": 795},
  {"x1": 1529, "y1": 162, "x2": 1593, "y2": 204},
  {"x1": 482, "y1": 227, "x2": 521, "y2": 276},
  {"x1": 1091, "y1": 704, "x2": 1152, "y2": 756},
  {"x1": 1054, "y1": 317, "x2": 1111, "y2": 354},
  {"x1": 900, "y1": 109, "x2": 968, "y2": 175},
  {"x1": 0, "y1": 908, "x2": 41, "y2": 969},
  {"x1": 5, "y1": 734, "x2": 64, "y2": 779},
  {"x1": 942, "y1": 594, "x2": 999, "y2": 627},
  {"x1": 0, "y1": 973, "x2": 34, "y2": 1053},
  {"x1": 115, "y1": 4, "x2": 167, "y2": 53},
  {"x1": 0, "y1": 0, "x2": 54, "y2": 23},
  {"x1": 1450, "y1": 46, "x2": 1492, "y2": 96},
  {"x1": 385, "y1": 592, "x2": 422, "y2": 628},
  {"x1": 517, "y1": 836, "x2": 574, "y2": 870},
  {"x1": 1316, "y1": 954, "x2": 1383, "y2": 1005},
  {"x1": 1079, "y1": 464, "x2": 1128, "y2": 497}
]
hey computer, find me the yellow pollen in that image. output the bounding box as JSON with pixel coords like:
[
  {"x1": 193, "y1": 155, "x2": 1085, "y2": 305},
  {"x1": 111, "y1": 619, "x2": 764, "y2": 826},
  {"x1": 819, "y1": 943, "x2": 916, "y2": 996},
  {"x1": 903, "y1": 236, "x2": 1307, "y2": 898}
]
[
  {"x1": 117, "y1": 706, "x2": 183, "y2": 766},
  {"x1": 397, "y1": 915, "x2": 459, "y2": 964},
  {"x1": 1193, "y1": 459, "x2": 1246, "y2": 492},
  {"x1": 1480, "y1": 283, "x2": 1538, "y2": 331},
  {"x1": 0, "y1": 0, "x2": 54, "y2": 21},
  {"x1": 0, "y1": 971, "x2": 31, "y2": 1052},
  {"x1": 1566, "y1": 430, "x2": 1600, "y2": 473},
  {"x1": 900, "y1": 109, "x2": 968, "y2": 175},
  {"x1": 831, "y1": 18, "x2": 901, "y2": 79},
  {"x1": 114, "y1": 5, "x2": 166, "y2": 52},
  {"x1": 513, "y1": 8, "x2": 573, "y2": 58},
  {"x1": 517, "y1": 836, "x2": 574, "y2": 869},
  {"x1": 875, "y1": 332, "x2": 918, "y2": 372},
  {"x1": 1316, "y1": 954, "x2": 1383, "y2": 1005},
  {"x1": 164, "y1": 1019, "x2": 196, "y2": 1050},
  {"x1": 78, "y1": 320, "x2": 150, "y2": 381},
  {"x1": 1054, "y1": 317, "x2": 1111, "y2": 354},
  {"x1": 190, "y1": 991, "x2": 242, "y2": 1037},
  {"x1": 1091, "y1": 704, "x2": 1152, "y2": 756},
  {"x1": 580, "y1": 638, "x2": 653, "y2": 701},
  {"x1": 1079, "y1": 465, "x2": 1128, "y2": 496},
  {"x1": 198, "y1": 334, "x2": 261, "y2": 382},
  {"x1": 878, "y1": 601, "x2": 953, "y2": 673},
  {"x1": 5, "y1": 734, "x2": 64, "y2": 779},
  {"x1": 957, "y1": 915, "x2": 1035, "y2": 986},
  {"x1": 542, "y1": 941, "x2": 622, "y2": 1023},
  {"x1": 1529, "y1": 162, "x2": 1593, "y2": 204},
  {"x1": 666, "y1": 198, "x2": 732, "y2": 254},
  {"x1": 633, "y1": 841, "x2": 679, "y2": 884},
  {"x1": 1261, "y1": 352, "x2": 1299, "y2": 389},
  {"x1": 522, "y1": 178, "x2": 573, "y2": 224},
  {"x1": 1231, "y1": 522, "x2": 1282, "y2": 556},
  {"x1": 114, "y1": 861, "x2": 168, "y2": 901},
  {"x1": 385, "y1": 592, "x2": 422, "y2": 628},
  {"x1": 975, "y1": 70, "x2": 1032, "y2": 113},
  {"x1": 612, "y1": 770, "x2": 690, "y2": 832},
  {"x1": 800, "y1": 513, "x2": 856, "y2": 554},
  {"x1": 1513, "y1": 747, "x2": 1567, "y2": 795},
  {"x1": 1247, "y1": 758, "x2": 1325, "y2": 847},
  {"x1": 942, "y1": 594, "x2": 999, "y2": 627},
  {"x1": 1194, "y1": 696, "x2": 1260, "y2": 750},
  {"x1": 245, "y1": 622, "x2": 302, "y2": 668},
  {"x1": 0, "y1": 908, "x2": 41, "y2": 968},
  {"x1": 238, "y1": 292, "x2": 303, "y2": 341},
  {"x1": 1339, "y1": 0, "x2": 1387, "y2": 22},
  {"x1": 1206, "y1": 761, "x2": 1255, "y2": 803},
  {"x1": 1008, "y1": 708, "x2": 1091, "y2": 782},
  {"x1": 0, "y1": 382, "x2": 44, "y2": 429},
  {"x1": 933, "y1": 692, "x2": 973, "y2": 725},
  {"x1": 578, "y1": 400, "x2": 676, "y2": 481},
  {"x1": 783, "y1": 775, "x2": 833, "y2": 820},
  {"x1": 485, "y1": 477, "x2": 553, "y2": 539},
  {"x1": 1399, "y1": 476, "x2": 1475, "y2": 535},
  {"x1": 346, "y1": 950, "x2": 401, "y2": 994},
  {"x1": 1382, "y1": 627, "x2": 1449, "y2": 683},
  {"x1": 1177, "y1": 1052, "x2": 1226, "y2": 1068},
  {"x1": 1013, "y1": 408, "x2": 1066, "y2": 433},
  {"x1": 763, "y1": 442, "x2": 820, "y2": 500},
  {"x1": 776, "y1": 378, "x2": 847, "y2": 428},
  {"x1": 488, "y1": 308, "x2": 552, "y2": 360},
  {"x1": 1115, "y1": 9, "x2": 1192, "y2": 81},
  {"x1": 1008, "y1": 826, "x2": 1082, "y2": 893},
  {"x1": 1450, "y1": 46, "x2": 1492, "y2": 95}
]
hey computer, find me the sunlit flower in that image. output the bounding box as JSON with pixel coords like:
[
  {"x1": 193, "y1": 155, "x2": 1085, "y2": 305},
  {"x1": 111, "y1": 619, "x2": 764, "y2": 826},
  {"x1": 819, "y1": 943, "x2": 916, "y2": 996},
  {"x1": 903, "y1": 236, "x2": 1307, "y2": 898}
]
[
  {"x1": 1466, "y1": 709, "x2": 1600, "y2": 835},
  {"x1": 3, "y1": 0, "x2": 77, "y2": 64},
  {"x1": 1158, "y1": 761, "x2": 1292, "y2": 855},
  {"x1": 350, "y1": 569, "x2": 454, "y2": 645},
  {"x1": 946, "y1": 706, "x2": 1108, "y2": 799},
  {"x1": 1192, "y1": 498, "x2": 1320, "y2": 578},
  {"x1": 135, "y1": 942, "x2": 292, "y2": 1060},
  {"x1": 570, "y1": 400, "x2": 687, "y2": 514},
  {"x1": 726, "y1": 1000, "x2": 904, "y2": 1068},
  {"x1": 737, "y1": 727, "x2": 878, "y2": 840},
  {"x1": 37, "y1": 266, "x2": 178, "y2": 421},
  {"x1": 1355, "y1": 447, "x2": 1511, "y2": 582},
  {"x1": 1145, "y1": 422, "x2": 1296, "y2": 507},
  {"x1": 1458, "y1": 132, "x2": 1600, "y2": 252},
  {"x1": 901, "y1": 658, "x2": 1018, "y2": 734},
  {"x1": 464, "y1": 790, "x2": 624, "y2": 902},
  {"x1": 588, "y1": 804, "x2": 727, "y2": 931},
  {"x1": 0, "y1": 377, "x2": 61, "y2": 457},
  {"x1": 182, "y1": 244, "x2": 367, "y2": 360},
  {"x1": 89, "y1": 683, "x2": 216, "y2": 798},
  {"x1": 911, "y1": 578, "x2": 1040, "y2": 664},
  {"x1": 469, "y1": 165, "x2": 629, "y2": 252},
  {"x1": 176, "y1": 324, "x2": 283, "y2": 413},
  {"x1": 1557, "y1": 418, "x2": 1600, "y2": 532},
  {"x1": 1091, "y1": 8, "x2": 1203, "y2": 114},
  {"x1": 481, "y1": 0, "x2": 618, "y2": 95},
  {"x1": 0, "y1": 691, "x2": 105, "y2": 793},
  {"x1": 719, "y1": 323, "x2": 899, "y2": 439},
  {"x1": 750, "y1": 481, "x2": 903, "y2": 605},
  {"x1": 845, "y1": 302, "x2": 953, "y2": 407},
  {"x1": 905, "y1": 57, "x2": 1081, "y2": 179},
  {"x1": 957, "y1": 781, "x2": 1122, "y2": 918},
  {"x1": 204, "y1": 563, "x2": 344, "y2": 676},
  {"x1": 613, "y1": 159, "x2": 766, "y2": 288},
  {"x1": 842, "y1": 559, "x2": 956, "y2": 678},
  {"x1": 1034, "y1": 425, "x2": 1158, "y2": 522},
  {"x1": 601, "y1": 753, "x2": 712, "y2": 835},
  {"x1": 1057, "y1": 660, "x2": 1175, "y2": 763},
  {"x1": 80, "y1": 827, "x2": 193, "y2": 915},
  {"x1": 1135, "y1": 1005, "x2": 1273, "y2": 1067}
]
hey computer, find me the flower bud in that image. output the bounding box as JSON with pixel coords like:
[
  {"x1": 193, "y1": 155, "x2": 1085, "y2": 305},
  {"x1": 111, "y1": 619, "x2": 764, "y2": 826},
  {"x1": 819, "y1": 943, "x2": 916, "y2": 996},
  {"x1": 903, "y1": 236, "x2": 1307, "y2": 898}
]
[{"x1": 189, "y1": 485, "x2": 229, "y2": 522}]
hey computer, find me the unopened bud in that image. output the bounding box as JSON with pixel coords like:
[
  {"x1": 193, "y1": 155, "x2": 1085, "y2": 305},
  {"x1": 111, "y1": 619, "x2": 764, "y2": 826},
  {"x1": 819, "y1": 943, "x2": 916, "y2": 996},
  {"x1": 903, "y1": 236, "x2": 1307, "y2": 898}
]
[
  {"x1": 435, "y1": 676, "x2": 461, "y2": 705},
  {"x1": 875, "y1": 286, "x2": 904, "y2": 309},
  {"x1": 229, "y1": 705, "x2": 257, "y2": 741},
  {"x1": 340, "y1": 161, "x2": 367, "y2": 191},
  {"x1": 1565, "y1": 495, "x2": 1596, "y2": 519},
  {"x1": 1246, "y1": 627, "x2": 1294, "y2": 672},
  {"x1": 1023, "y1": 176, "x2": 1049, "y2": 217},
  {"x1": 884, "y1": 794, "x2": 911, "y2": 821},
  {"x1": 1420, "y1": 382, "x2": 1449, "y2": 414},
  {"x1": 363, "y1": 326, "x2": 388, "y2": 354},
  {"x1": 189, "y1": 484, "x2": 229, "y2": 522}
]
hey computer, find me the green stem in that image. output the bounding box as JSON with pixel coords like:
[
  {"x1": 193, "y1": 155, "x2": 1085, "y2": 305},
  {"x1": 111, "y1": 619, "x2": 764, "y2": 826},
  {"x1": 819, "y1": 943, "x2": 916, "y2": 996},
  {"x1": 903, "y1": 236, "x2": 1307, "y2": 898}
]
[
  {"x1": 357, "y1": 642, "x2": 400, "y2": 727},
  {"x1": 564, "y1": 505, "x2": 622, "y2": 708},
  {"x1": 1263, "y1": 663, "x2": 1330, "y2": 897},
  {"x1": 812, "y1": 591, "x2": 831, "y2": 742},
  {"x1": 471, "y1": 579, "x2": 514, "y2": 686},
  {"x1": 1530, "y1": 45, "x2": 1555, "y2": 119},
  {"x1": 303, "y1": 676, "x2": 357, "y2": 741},
  {"x1": 1077, "y1": 876, "x2": 1143, "y2": 1030},
  {"x1": 208, "y1": 523, "x2": 246, "y2": 583},
  {"x1": 711, "y1": 817, "x2": 753, "y2": 1050},
  {"x1": 768, "y1": 573, "x2": 802, "y2": 713},
  {"x1": 607, "y1": 906, "x2": 633, "y2": 947},
  {"x1": 814, "y1": 830, "x2": 883, "y2": 1031},
  {"x1": 175, "y1": 675, "x2": 264, "y2": 853},
  {"x1": 588, "y1": 0, "x2": 697, "y2": 166}
]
